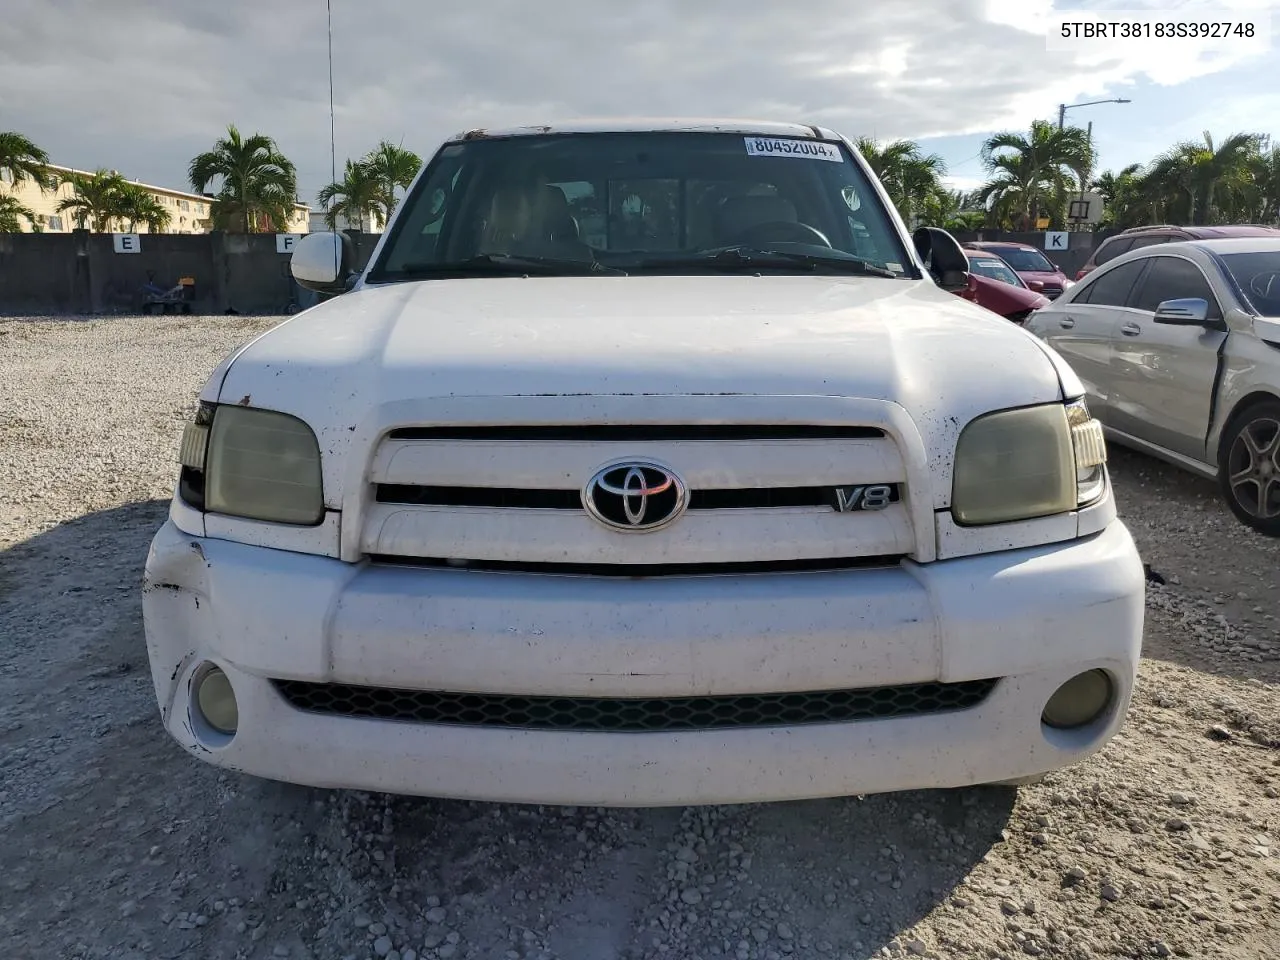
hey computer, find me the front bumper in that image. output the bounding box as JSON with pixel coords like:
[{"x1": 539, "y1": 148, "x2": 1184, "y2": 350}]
[{"x1": 143, "y1": 519, "x2": 1145, "y2": 806}]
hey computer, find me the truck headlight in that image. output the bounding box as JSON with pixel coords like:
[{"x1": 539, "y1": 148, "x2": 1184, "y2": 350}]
[
  {"x1": 952, "y1": 399, "x2": 1107, "y2": 526},
  {"x1": 178, "y1": 402, "x2": 324, "y2": 525},
  {"x1": 1066, "y1": 398, "x2": 1108, "y2": 506}
]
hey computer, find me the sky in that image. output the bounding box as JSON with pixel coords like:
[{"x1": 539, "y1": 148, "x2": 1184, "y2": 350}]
[{"x1": 1, "y1": 0, "x2": 1277, "y2": 206}]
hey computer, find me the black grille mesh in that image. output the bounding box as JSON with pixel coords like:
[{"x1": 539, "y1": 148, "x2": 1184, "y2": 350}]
[{"x1": 271, "y1": 678, "x2": 998, "y2": 731}]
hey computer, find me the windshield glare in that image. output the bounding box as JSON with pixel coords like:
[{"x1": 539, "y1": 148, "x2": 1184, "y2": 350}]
[
  {"x1": 368, "y1": 132, "x2": 913, "y2": 280},
  {"x1": 1221, "y1": 250, "x2": 1280, "y2": 317},
  {"x1": 987, "y1": 248, "x2": 1055, "y2": 273},
  {"x1": 967, "y1": 257, "x2": 1022, "y2": 286}
]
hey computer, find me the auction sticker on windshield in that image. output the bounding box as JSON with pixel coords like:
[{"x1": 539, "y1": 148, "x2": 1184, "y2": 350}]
[{"x1": 744, "y1": 137, "x2": 844, "y2": 162}]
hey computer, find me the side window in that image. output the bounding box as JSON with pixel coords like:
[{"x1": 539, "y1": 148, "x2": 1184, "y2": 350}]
[
  {"x1": 1077, "y1": 259, "x2": 1148, "y2": 306},
  {"x1": 1094, "y1": 237, "x2": 1132, "y2": 266},
  {"x1": 1130, "y1": 256, "x2": 1222, "y2": 318},
  {"x1": 1127, "y1": 234, "x2": 1171, "y2": 252}
]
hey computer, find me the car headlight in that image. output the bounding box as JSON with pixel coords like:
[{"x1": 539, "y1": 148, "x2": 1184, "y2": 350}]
[
  {"x1": 178, "y1": 402, "x2": 324, "y2": 525},
  {"x1": 952, "y1": 399, "x2": 1107, "y2": 526}
]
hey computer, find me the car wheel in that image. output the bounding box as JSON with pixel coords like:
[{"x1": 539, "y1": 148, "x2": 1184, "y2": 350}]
[{"x1": 1218, "y1": 399, "x2": 1280, "y2": 536}]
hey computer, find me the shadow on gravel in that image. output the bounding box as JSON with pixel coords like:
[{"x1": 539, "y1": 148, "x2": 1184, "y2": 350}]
[
  {"x1": 2, "y1": 499, "x2": 1020, "y2": 959},
  {"x1": 328, "y1": 786, "x2": 1019, "y2": 959}
]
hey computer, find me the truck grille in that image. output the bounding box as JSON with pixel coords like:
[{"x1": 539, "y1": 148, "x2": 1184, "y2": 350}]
[
  {"x1": 361, "y1": 422, "x2": 917, "y2": 565},
  {"x1": 271, "y1": 679, "x2": 998, "y2": 731},
  {"x1": 376, "y1": 483, "x2": 901, "y2": 511}
]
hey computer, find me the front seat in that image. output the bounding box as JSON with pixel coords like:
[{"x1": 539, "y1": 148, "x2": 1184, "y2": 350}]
[{"x1": 479, "y1": 184, "x2": 590, "y2": 260}]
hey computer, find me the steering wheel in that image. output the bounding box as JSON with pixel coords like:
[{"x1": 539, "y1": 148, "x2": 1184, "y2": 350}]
[
  {"x1": 732, "y1": 221, "x2": 833, "y2": 248},
  {"x1": 1250, "y1": 271, "x2": 1280, "y2": 301}
]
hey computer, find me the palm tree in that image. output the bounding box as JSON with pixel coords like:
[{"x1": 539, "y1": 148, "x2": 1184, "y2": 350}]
[
  {"x1": 979, "y1": 121, "x2": 1094, "y2": 229},
  {"x1": 317, "y1": 159, "x2": 381, "y2": 232},
  {"x1": 118, "y1": 183, "x2": 173, "y2": 233},
  {"x1": 855, "y1": 138, "x2": 946, "y2": 227},
  {"x1": 188, "y1": 125, "x2": 298, "y2": 233},
  {"x1": 0, "y1": 194, "x2": 38, "y2": 232},
  {"x1": 1145, "y1": 131, "x2": 1265, "y2": 225},
  {"x1": 0, "y1": 131, "x2": 54, "y2": 191},
  {"x1": 919, "y1": 188, "x2": 986, "y2": 232},
  {"x1": 361, "y1": 140, "x2": 422, "y2": 228},
  {"x1": 56, "y1": 169, "x2": 129, "y2": 231},
  {"x1": 1252, "y1": 145, "x2": 1280, "y2": 225},
  {"x1": 979, "y1": 152, "x2": 1049, "y2": 230},
  {"x1": 1091, "y1": 163, "x2": 1150, "y2": 230}
]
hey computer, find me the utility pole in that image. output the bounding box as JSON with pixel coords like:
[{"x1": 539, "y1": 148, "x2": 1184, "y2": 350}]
[{"x1": 1058, "y1": 104, "x2": 1066, "y2": 130}]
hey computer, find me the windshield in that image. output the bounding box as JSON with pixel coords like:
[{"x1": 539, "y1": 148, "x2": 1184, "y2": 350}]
[
  {"x1": 985, "y1": 247, "x2": 1056, "y2": 273},
  {"x1": 967, "y1": 256, "x2": 1023, "y2": 286},
  {"x1": 1220, "y1": 251, "x2": 1280, "y2": 318},
  {"x1": 367, "y1": 132, "x2": 914, "y2": 281}
]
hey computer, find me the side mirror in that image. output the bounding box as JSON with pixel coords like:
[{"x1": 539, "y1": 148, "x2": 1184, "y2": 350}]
[
  {"x1": 291, "y1": 231, "x2": 356, "y2": 294},
  {"x1": 1028, "y1": 280, "x2": 1045, "y2": 292},
  {"x1": 1153, "y1": 298, "x2": 1209, "y2": 325},
  {"x1": 912, "y1": 226, "x2": 970, "y2": 291}
]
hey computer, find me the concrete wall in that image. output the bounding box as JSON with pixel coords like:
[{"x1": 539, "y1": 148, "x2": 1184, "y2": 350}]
[
  {"x1": 0, "y1": 231, "x2": 87, "y2": 314},
  {"x1": 0, "y1": 230, "x2": 384, "y2": 316}
]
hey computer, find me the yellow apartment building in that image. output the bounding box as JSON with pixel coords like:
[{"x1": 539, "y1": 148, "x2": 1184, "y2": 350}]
[{"x1": 1, "y1": 163, "x2": 310, "y2": 234}]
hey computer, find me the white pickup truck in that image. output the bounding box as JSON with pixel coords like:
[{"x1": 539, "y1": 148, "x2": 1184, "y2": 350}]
[{"x1": 142, "y1": 119, "x2": 1145, "y2": 806}]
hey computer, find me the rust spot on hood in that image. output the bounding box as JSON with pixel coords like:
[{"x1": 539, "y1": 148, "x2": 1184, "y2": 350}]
[{"x1": 237, "y1": 394, "x2": 252, "y2": 406}]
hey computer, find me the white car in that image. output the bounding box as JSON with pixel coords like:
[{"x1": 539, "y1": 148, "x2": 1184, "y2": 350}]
[
  {"x1": 142, "y1": 119, "x2": 1145, "y2": 807},
  {"x1": 1026, "y1": 238, "x2": 1280, "y2": 536}
]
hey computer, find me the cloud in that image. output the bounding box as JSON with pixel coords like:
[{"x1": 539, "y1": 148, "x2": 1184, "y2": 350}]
[{"x1": 0, "y1": 0, "x2": 1275, "y2": 204}]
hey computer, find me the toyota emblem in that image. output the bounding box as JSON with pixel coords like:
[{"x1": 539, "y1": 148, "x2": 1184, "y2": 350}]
[{"x1": 582, "y1": 461, "x2": 688, "y2": 532}]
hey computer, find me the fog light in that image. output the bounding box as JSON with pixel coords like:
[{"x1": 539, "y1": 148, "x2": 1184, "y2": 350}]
[
  {"x1": 1042, "y1": 670, "x2": 1112, "y2": 729},
  {"x1": 196, "y1": 666, "x2": 239, "y2": 735}
]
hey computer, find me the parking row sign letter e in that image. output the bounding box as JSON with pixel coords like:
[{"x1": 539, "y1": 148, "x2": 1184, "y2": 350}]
[{"x1": 113, "y1": 233, "x2": 141, "y2": 254}]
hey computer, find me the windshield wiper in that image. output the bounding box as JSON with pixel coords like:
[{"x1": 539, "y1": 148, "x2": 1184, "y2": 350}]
[
  {"x1": 393, "y1": 254, "x2": 626, "y2": 277},
  {"x1": 638, "y1": 247, "x2": 899, "y2": 279}
]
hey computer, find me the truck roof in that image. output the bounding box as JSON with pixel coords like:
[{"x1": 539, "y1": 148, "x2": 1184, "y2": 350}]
[{"x1": 446, "y1": 118, "x2": 843, "y2": 142}]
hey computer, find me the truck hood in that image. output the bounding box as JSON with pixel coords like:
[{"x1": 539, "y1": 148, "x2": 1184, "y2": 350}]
[{"x1": 210, "y1": 274, "x2": 1071, "y2": 509}]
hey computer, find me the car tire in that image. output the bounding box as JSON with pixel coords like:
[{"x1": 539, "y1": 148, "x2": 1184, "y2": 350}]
[{"x1": 1218, "y1": 399, "x2": 1280, "y2": 537}]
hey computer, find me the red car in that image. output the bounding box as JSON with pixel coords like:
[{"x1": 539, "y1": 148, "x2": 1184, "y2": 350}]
[
  {"x1": 963, "y1": 241, "x2": 1073, "y2": 299},
  {"x1": 955, "y1": 250, "x2": 1049, "y2": 323}
]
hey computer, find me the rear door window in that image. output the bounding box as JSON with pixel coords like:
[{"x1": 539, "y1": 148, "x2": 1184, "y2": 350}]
[
  {"x1": 1075, "y1": 259, "x2": 1149, "y2": 307},
  {"x1": 1126, "y1": 235, "x2": 1172, "y2": 252},
  {"x1": 1093, "y1": 237, "x2": 1133, "y2": 266}
]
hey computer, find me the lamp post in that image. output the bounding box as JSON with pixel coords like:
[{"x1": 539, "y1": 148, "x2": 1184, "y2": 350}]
[
  {"x1": 1058, "y1": 98, "x2": 1131, "y2": 130},
  {"x1": 1056, "y1": 100, "x2": 1130, "y2": 231}
]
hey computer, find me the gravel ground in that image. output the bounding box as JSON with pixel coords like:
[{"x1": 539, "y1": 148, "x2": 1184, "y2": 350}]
[{"x1": 1, "y1": 314, "x2": 1277, "y2": 960}]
